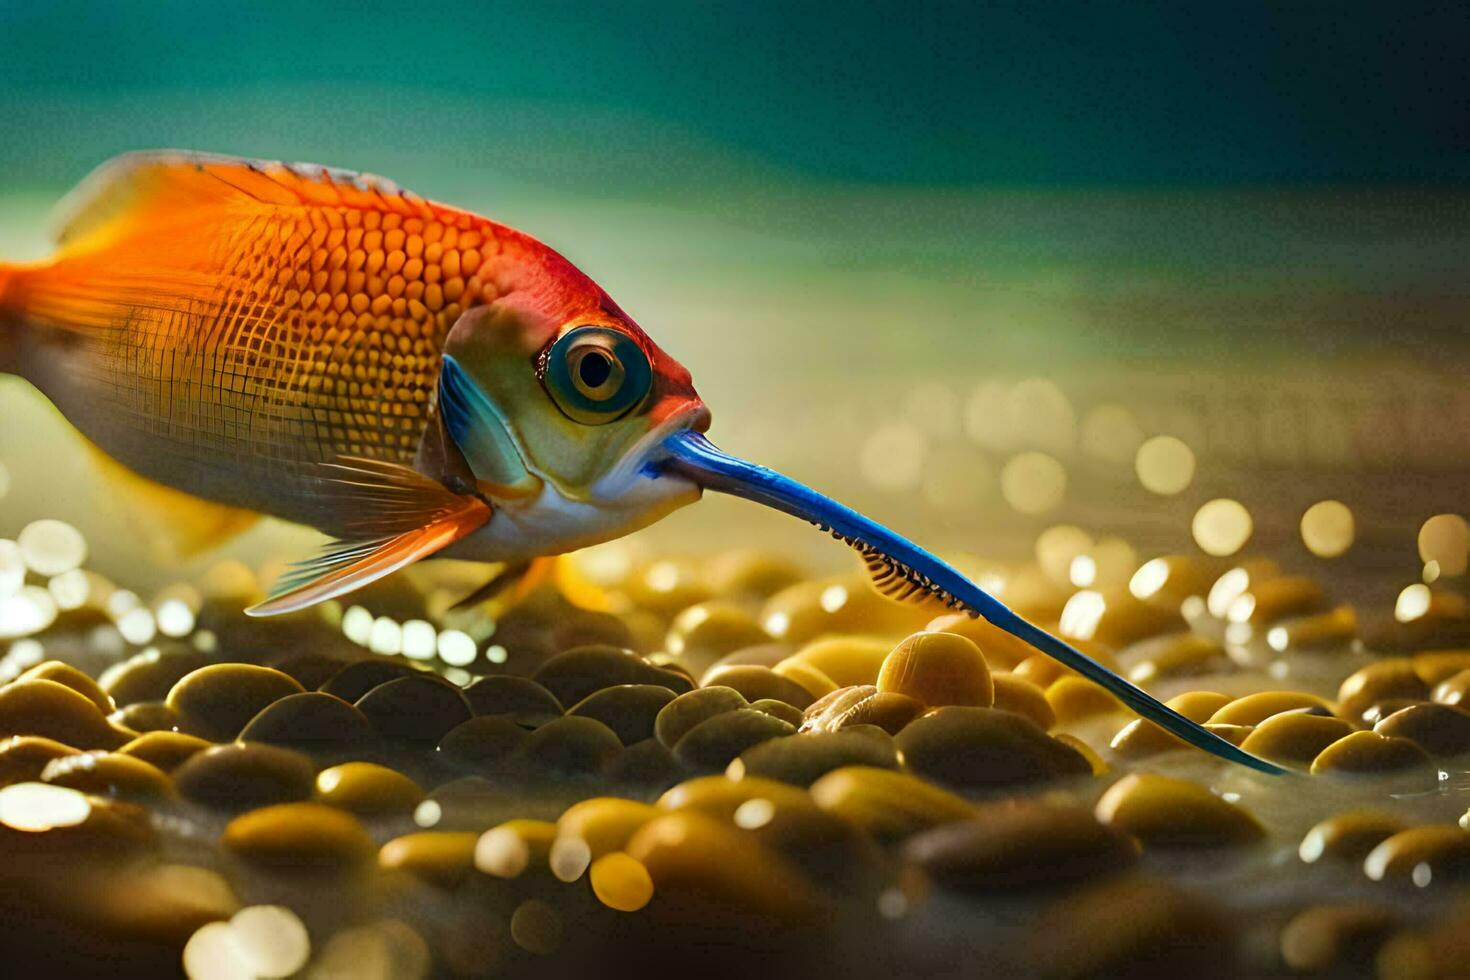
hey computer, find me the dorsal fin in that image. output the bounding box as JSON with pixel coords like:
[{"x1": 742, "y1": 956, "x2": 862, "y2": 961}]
[{"x1": 51, "y1": 150, "x2": 440, "y2": 253}]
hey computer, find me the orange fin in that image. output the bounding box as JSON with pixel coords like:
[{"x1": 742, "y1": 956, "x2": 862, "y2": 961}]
[
  {"x1": 51, "y1": 149, "x2": 436, "y2": 254},
  {"x1": 247, "y1": 459, "x2": 492, "y2": 617}
]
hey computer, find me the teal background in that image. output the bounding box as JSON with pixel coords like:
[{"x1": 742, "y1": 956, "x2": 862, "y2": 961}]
[{"x1": 1, "y1": 1, "x2": 1466, "y2": 578}]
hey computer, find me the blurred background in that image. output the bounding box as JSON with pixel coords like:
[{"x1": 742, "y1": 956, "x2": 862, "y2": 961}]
[{"x1": 1, "y1": 0, "x2": 1467, "y2": 600}]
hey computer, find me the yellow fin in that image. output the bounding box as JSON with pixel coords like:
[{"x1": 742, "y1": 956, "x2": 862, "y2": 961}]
[{"x1": 84, "y1": 443, "x2": 259, "y2": 561}]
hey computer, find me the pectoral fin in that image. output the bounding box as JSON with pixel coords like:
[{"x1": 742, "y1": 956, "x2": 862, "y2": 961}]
[{"x1": 246, "y1": 457, "x2": 492, "y2": 617}]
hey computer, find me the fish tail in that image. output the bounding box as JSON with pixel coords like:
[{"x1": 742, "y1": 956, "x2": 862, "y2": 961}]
[{"x1": 0, "y1": 262, "x2": 19, "y2": 374}]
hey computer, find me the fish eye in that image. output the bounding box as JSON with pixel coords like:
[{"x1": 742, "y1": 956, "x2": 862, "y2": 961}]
[{"x1": 543, "y1": 325, "x2": 652, "y2": 424}]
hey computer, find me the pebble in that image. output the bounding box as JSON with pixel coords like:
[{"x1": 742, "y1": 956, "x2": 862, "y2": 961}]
[
  {"x1": 1094, "y1": 773, "x2": 1265, "y2": 846},
  {"x1": 654, "y1": 686, "x2": 748, "y2": 749},
  {"x1": 607, "y1": 737, "x2": 683, "y2": 788},
  {"x1": 1230, "y1": 575, "x2": 1326, "y2": 625},
  {"x1": 222, "y1": 801, "x2": 375, "y2": 871},
  {"x1": 906, "y1": 802, "x2": 1141, "y2": 888},
  {"x1": 461, "y1": 675, "x2": 563, "y2": 724},
  {"x1": 876, "y1": 630, "x2": 994, "y2": 711},
  {"x1": 315, "y1": 761, "x2": 424, "y2": 816},
  {"x1": 532, "y1": 645, "x2": 692, "y2": 706},
  {"x1": 1412, "y1": 650, "x2": 1470, "y2": 686},
  {"x1": 1265, "y1": 606, "x2": 1358, "y2": 653},
  {"x1": 117, "y1": 731, "x2": 211, "y2": 771},
  {"x1": 1337, "y1": 659, "x2": 1430, "y2": 725},
  {"x1": 474, "y1": 818, "x2": 557, "y2": 879},
  {"x1": 760, "y1": 576, "x2": 925, "y2": 643},
  {"x1": 1364, "y1": 826, "x2": 1470, "y2": 886},
  {"x1": 626, "y1": 810, "x2": 829, "y2": 925},
  {"x1": 109, "y1": 701, "x2": 182, "y2": 734},
  {"x1": 1299, "y1": 811, "x2": 1410, "y2": 864},
  {"x1": 924, "y1": 611, "x2": 1035, "y2": 670},
  {"x1": 512, "y1": 715, "x2": 624, "y2": 776},
  {"x1": 1055, "y1": 733, "x2": 1109, "y2": 774},
  {"x1": 1027, "y1": 876, "x2": 1232, "y2": 978},
  {"x1": 1433, "y1": 668, "x2": 1470, "y2": 707},
  {"x1": 748, "y1": 698, "x2": 806, "y2": 728},
  {"x1": 98, "y1": 648, "x2": 211, "y2": 707},
  {"x1": 703, "y1": 549, "x2": 805, "y2": 599},
  {"x1": 990, "y1": 674, "x2": 1055, "y2": 730},
  {"x1": 1374, "y1": 702, "x2": 1470, "y2": 756},
  {"x1": 165, "y1": 664, "x2": 304, "y2": 740},
  {"x1": 770, "y1": 657, "x2": 840, "y2": 700},
  {"x1": 267, "y1": 652, "x2": 352, "y2": 691},
  {"x1": 174, "y1": 743, "x2": 316, "y2": 811},
  {"x1": 785, "y1": 636, "x2": 893, "y2": 688},
  {"x1": 1279, "y1": 903, "x2": 1400, "y2": 973},
  {"x1": 658, "y1": 773, "x2": 814, "y2": 820},
  {"x1": 665, "y1": 601, "x2": 771, "y2": 670},
  {"x1": 1238, "y1": 713, "x2": 1354, "y2": 767},
  {"x1": 567, "y1": 684, "x2": 677, "y2": 745},
  {"x1": 1072, "y1": 588, "x2": 1185, "y2": 648},
  {"x1": 318, "y1": 659, "x2": 423, "y2": 703},
  {"x1": 808, "y1": 765, "x2": 975, "y2": 840},
  {"x1": 1128, "y1": 555, "x2": 1224, "y2": 609},
  {"x1": 437, "y1": 715, "x2": 530, "y2": 769},
  {"x1": 1207, "y1": 691, "x2": 1333, "y2": 726},
  {"x1": 0, "y1": 735, "x2": 79, "y2": 786},
  {"x1": 0, "y1": 679, "x2": 131, "y2": 749},
  {"x1": 236, "y1": 691, "x2": 374, "y2": 746},
  {"x1": 379, "y1": 831, "x2": 479, "y2": 888},
  {"x1": 1110, "y1": 691, "x2": 1233, "y2": 757},
  {"x1": 1121, "y1": 632, "x2": 1226, "y2": 683},
  {"x1": 42, "y1": 751, "x2": 173, "y2": 799},
  {"x1": 589, "y1": 851, "x2": 655, "y2": 912},
  {"x1": 700, "y1": 664, "x2": 815, "y2": 709},
  {"x1": 673, "y1": 708, "x2": 796, "y2": 773},
  {"x1": 802, "y1": 685, "x2": 925, "y2": 735},
  {"x1": 1310, "y1": 731, "x2": 1434, "y2": 777},
  {"x1": 16, "y1": 661, "x2": 113, "y2": 715},
  {"x1": 356, "y1": 674, "x2": 472, "y2": 743},
  {"x1": 730, "y1": 728, "x2": 898, "y2": 787},
  {"x1": 1045, "y1": 676, "x2": 1125, "y2": 724},
  {"x1": 555, "y1": 797, "x2": 660, "y2": 858},
  {"x1": 896, "y1": 706, "x2": 1091, "y2": 789}
]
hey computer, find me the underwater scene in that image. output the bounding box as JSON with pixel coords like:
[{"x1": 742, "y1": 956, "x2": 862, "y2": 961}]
[{"x1": 1, "y1": 3, "x2": 1469, "y2": 978}]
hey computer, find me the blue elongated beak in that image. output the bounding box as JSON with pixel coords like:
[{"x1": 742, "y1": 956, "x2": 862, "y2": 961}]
[{"x1": 653, "y1": 431, "x2": 1285, "y2": 776}]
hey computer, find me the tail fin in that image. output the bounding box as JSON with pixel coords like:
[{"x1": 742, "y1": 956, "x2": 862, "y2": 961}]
[{"x1": 0, "y1": 263, "x2": 19, "y2": 373}]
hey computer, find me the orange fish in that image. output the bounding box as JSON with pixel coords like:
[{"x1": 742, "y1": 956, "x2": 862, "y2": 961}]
[{"x1": 0, "y1": 151, "x2": 1282, "y2": 774}]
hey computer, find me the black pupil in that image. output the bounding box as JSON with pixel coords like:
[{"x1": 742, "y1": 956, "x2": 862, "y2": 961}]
[{"x1": 578, "y1": 350, "x2": 614, "y2": 390}]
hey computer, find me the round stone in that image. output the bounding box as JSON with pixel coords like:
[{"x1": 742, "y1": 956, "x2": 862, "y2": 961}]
[{"x1": 166, "y1": 665, "x2": 304, "y2": 741}]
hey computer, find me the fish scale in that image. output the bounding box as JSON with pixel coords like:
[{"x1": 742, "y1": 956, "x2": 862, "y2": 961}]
[{"x1": 4, "y1": 156, "x2": 529, "y2": 533}]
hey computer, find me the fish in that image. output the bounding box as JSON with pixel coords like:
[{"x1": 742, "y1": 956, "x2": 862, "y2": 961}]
[{"x1": 0, "y1": 150, "x2": 1284, "y2": 775}]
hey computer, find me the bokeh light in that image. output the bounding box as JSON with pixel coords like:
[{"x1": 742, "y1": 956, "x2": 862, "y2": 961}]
[
  {"x1": 1134, "y1": 436, "x2": 1196, "y2": 496},
  {"x1": 1000, "y1": 452, "x2": 1066, "y2": 515},
  {"x1": 228, "y1": 905, "x2": 310, "y2": 979},
  {"x1": 1035, "y1": 525, "x2": 1092, "y2": 587},
  {"x1": 17, "y1": 519, "x2": 87, "y2": 576},
  {"x1": 1395, "y1": 583, "x2": 1432, "y2": 623},
  {"x1": 1299, "y1": 500, "x2": 1355, "y2": 558},
  {"x1": 1192, "y1": 499, "x2": 1253, "y2": 556},
  {"x1": 1418, "y1": 514, "x2": 1469, "y2": 576},
  {"x1": 0, "y1": 782, "x2": 91, "y2": 831}
]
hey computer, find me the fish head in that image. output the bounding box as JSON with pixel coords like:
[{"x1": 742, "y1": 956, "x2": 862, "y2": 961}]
[{"x1": 437, "y1": 291, "x2": 710, "y2": 557}]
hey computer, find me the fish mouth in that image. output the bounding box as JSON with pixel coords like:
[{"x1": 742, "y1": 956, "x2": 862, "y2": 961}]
[
  {"x1": 593, "y1": 402, "x2": 711, "y2": 503},
  {"x1": 652, "y1": 430, "x2": 1288, "y2": 776}
]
